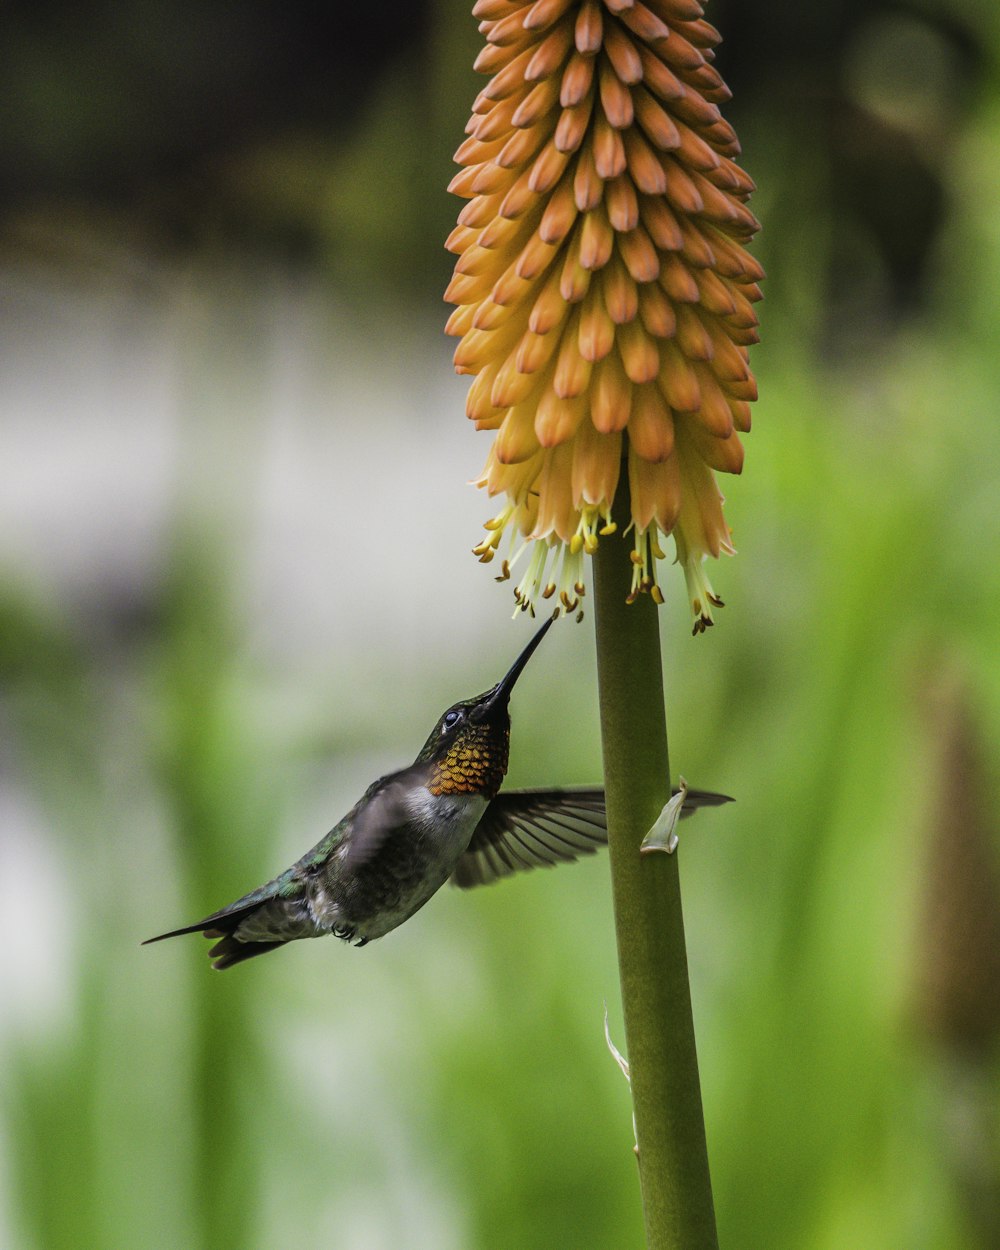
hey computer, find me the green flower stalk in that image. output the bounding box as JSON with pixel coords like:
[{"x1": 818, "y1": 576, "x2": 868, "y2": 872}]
[{"x1": 447, "y1": 0, "x2": 762, "y2": 631}]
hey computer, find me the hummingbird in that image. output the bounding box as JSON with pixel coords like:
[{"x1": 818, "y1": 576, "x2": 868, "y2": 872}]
[{"x1": 144, "y1": 618, "x2": 730, "y2": 969}]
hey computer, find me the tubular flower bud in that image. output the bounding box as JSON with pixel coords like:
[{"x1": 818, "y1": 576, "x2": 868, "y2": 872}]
[{"x1": 448, "y1": 0, "x2": 761, "y2": 632}]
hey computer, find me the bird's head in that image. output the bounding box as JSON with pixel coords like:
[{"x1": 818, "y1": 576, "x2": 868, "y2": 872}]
[{"x1": 418, "y1": 617, "x2": 553, "y2": 799}]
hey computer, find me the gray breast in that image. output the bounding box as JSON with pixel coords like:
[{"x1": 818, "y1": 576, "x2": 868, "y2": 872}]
[{"x1": 321, "y1": 789, "x2": 489, "y2": 942}]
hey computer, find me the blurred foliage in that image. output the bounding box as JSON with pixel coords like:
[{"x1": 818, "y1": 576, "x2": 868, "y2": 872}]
[{"x1": 2, "y1": 1, "x2": 1000, "y2": 1248}]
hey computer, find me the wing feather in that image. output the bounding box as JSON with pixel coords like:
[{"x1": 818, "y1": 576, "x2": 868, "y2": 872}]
[
  {"x1": 451, "y1": 785, "x2": 731, "y2": 888},
  {"x1": 451, "y1": 788, "x2": 607, "y2": 888}
]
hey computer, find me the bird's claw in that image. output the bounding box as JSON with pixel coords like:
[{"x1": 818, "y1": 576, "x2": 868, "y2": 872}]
[{"x1": 640, "y1": 776, "x2": 689, "y2": 855}]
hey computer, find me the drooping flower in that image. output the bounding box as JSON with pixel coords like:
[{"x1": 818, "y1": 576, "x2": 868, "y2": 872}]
[{"x1": 446, "y1": 0, "x2": 762, "y2": 632}]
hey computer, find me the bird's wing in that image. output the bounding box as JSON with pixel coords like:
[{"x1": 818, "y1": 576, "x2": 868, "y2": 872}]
[
  {"x1": 450, "y1": 786, "x2": 733, "y2": 889},
  {"x1": 450, "y1": 788, "x2": 608, "y2": 888},
  {"x1": 339, "y1": 768, "x2": 425, "y2": 871}
]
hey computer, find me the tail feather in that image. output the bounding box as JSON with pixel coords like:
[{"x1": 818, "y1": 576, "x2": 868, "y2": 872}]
[
  {"x1": 142, "y1": 897, "x2": 264, "y2": 946},
  {"x1": 143, "y1": 896, "x2": 285, "y2": 970},
  {"x1": 206, "y1": 933, "x2": 284, "y2": 970}
]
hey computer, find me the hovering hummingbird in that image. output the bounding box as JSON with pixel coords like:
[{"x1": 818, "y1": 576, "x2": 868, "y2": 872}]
[{"x1": 144, "y1": 618, "x2": 730, "y2": 969}]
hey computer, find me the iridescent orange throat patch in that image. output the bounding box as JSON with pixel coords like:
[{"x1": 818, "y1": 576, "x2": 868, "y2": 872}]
[{"x1": 428, "y1": 724, "x2": 509, "y2": 799}]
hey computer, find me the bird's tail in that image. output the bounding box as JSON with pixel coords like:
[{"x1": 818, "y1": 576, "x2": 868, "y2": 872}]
[
  {"x1": 203, "y1": 932, "x2": 284, "y2": 970},
  {"x1": 143, "y1": 889, "x2": 287, "y2": 970}
]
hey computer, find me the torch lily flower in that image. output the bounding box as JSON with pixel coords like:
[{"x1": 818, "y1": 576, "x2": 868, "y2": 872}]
[{"x1": 447, "y1": 0, "x2": 762, "y2": 632}]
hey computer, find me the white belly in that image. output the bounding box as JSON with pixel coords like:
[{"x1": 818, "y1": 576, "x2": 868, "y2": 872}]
[{"x1": 405, "y1": 788, "x2": 489, "y2": 861}]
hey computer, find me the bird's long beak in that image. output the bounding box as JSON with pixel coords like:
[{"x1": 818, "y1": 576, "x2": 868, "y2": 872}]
[{"x1": 474, "y1": 616, "x2": 554, "y2": 720}]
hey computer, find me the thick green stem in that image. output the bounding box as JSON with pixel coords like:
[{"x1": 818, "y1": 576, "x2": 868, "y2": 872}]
[{"x1": 593, "y1": 498, "x2": 718, "y2": 1250}]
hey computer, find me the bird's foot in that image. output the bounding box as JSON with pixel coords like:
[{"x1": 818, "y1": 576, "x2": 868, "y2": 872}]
[
  {"x1": 640, "y1": 776, "x2": 689, "y2": 856},
  {"x1": 331, "y1": 923, "x2": 357, "y2": 943}
]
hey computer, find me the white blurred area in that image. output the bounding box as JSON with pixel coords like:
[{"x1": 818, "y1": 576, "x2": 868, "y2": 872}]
[
  {"x1": 1, "y1": 259, "x2": 502, "y2": 663},
  {"x1": 0, "y1": 254, "x2": 602, "y2": 832}
]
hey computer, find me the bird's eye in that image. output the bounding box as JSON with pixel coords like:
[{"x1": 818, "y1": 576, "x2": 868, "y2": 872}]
[{"x1": 441, "y1": 709, "x2": 463, "y2": 733}]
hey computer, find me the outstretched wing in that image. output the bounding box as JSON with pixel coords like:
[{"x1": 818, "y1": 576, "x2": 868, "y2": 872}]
[
  {"x1": 450, "y1": 788, "x2": 606, "y2": 888},
  {"x1": 450, "y1": 786, "x2": 732, "y2": 889}
]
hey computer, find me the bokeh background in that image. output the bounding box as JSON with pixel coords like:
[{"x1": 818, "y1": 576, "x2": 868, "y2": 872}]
[{"x1": 3, "y1": 1, "x2": 1000, "y2": 1247}]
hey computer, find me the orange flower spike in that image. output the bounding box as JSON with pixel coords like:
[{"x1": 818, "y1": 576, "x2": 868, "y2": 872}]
[{"x1": 447, "y1": 0, "x2": 761, "y2": 627}]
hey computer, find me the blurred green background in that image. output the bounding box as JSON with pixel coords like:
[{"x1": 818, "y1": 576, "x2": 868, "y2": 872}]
[{"x1": 2, "y1": 1, "x2": 1000, "y2": 1247}]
